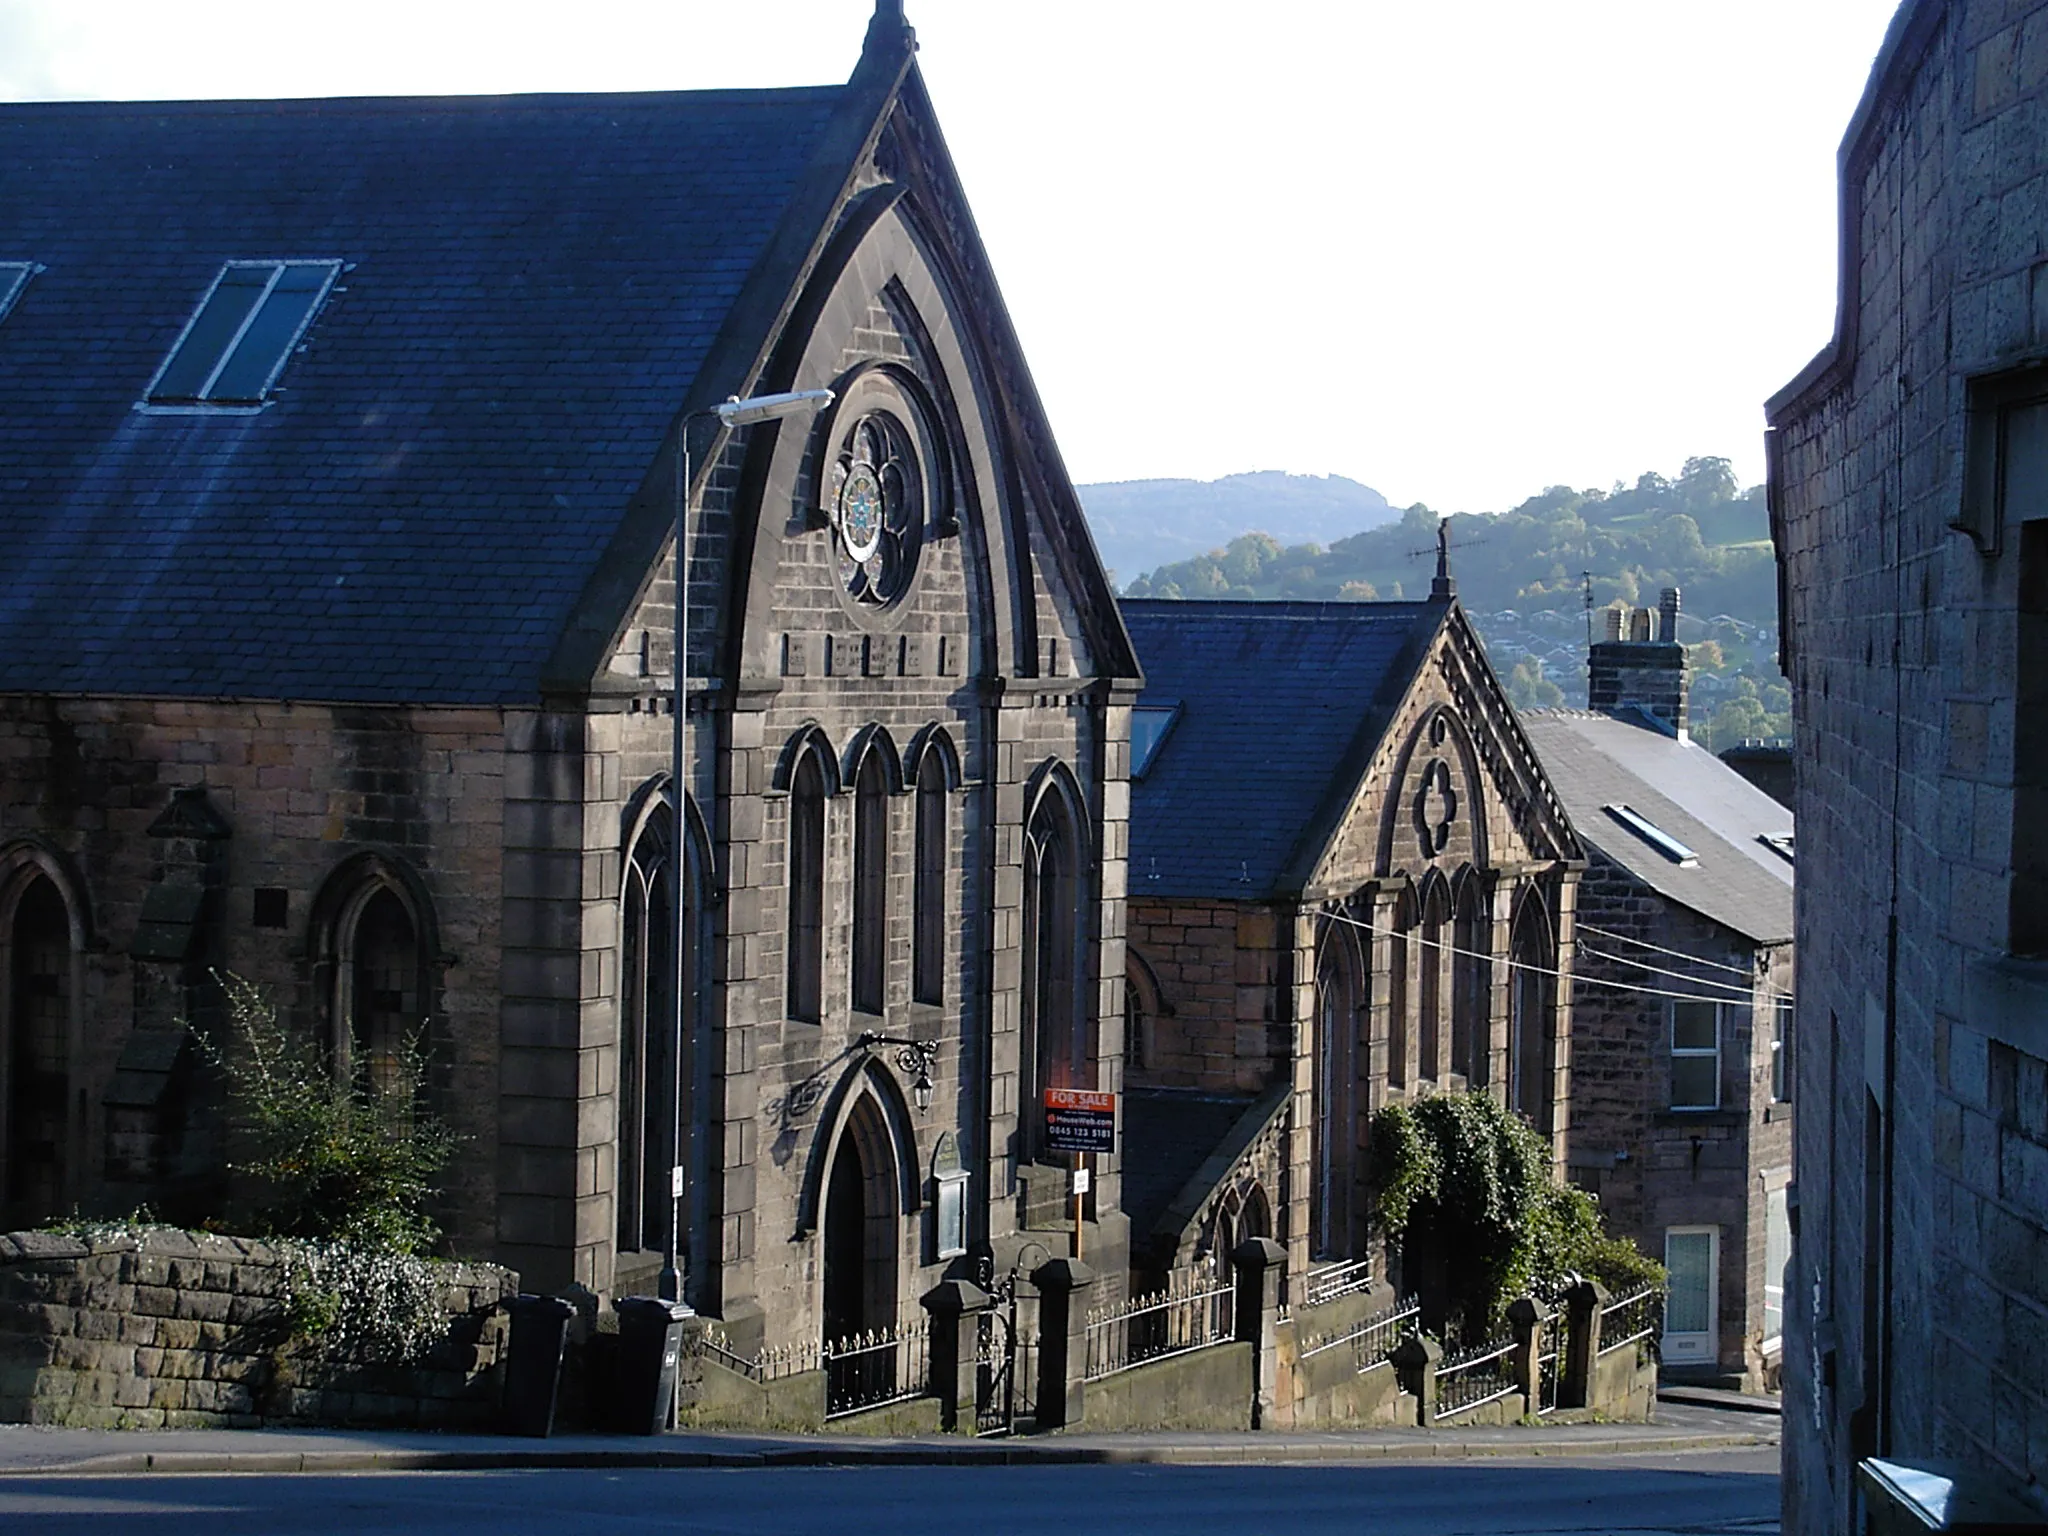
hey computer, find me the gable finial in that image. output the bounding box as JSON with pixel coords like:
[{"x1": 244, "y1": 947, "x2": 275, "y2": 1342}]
[
  {"x1": 865, "y1": 0, "x2": 917, "y2": 54},
  {"x1": 1431, "y1": 517, "x2": 1456, "y2": 599}
]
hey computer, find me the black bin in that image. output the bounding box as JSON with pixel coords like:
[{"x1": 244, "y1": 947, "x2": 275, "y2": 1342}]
[
  {"x1": 502, "y1": 1294, "x2": 577, "y2": 1438},
  {"x1": 610, "y1": 1296, "x2": 694, "y2": 1435}
]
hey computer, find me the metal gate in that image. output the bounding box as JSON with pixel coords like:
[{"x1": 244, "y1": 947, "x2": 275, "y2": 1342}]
[{"x1": 973, "y1": 1257, "x2": 1037, "y2": 1436}]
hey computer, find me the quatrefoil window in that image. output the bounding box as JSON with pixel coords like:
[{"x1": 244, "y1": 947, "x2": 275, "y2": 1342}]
[
  {"x1": 827, "y1": 412, "x2": 922, "y2": 608},
  {"x1": 1414, "y1": 757, "x2": 1458, "y2": 858}
]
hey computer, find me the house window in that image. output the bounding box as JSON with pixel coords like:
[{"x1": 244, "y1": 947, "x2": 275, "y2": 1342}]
[
  {"x1": 1385, "y1": 890, "x2": 1412, "y2": 1090},
  {"x1": 1417, "y1": 879, "x2": 1449, "y2": 1082},
  {"x1": 349, "y1": 888, "x2": 420, "y2": 1099},
  {"x1": 913, "y1": 768, "x2": 946, "y2": 1006},
  {"x1": 1314, "y1": 922, "x2": 1362, "y2": 1259},
  {"x1": 851, "y1": 750, "x2": 888, "y2": 1016},
  {"x1": 1670, "y1": 1000, "x2": 1722, "y2": 1110},
  {"x1": 618, "y1": 811, "x2": 676, "y2": 1256},
  {"x1": 148, "y1": 260, "x2": 341, "y2": 405},
  {"x1": 1022, "y1": 780, "x2": 1086, "y2": 1157},
  {"x1": 0, "y1": 263, "x2": 35, "y2": 324},
  {"x1": 787, "y1": 752, "x2": 827, "y2": 1024},
  {"x1": 1451, "y1": 874, "x2": 1489, "y2": 1087},
  {"x1": 1762, "y1": 1188, "x2": 1790, "y2": 1353},
  {"x1": 1129, "y1": 704, "x2": 1181, "y2": 779},
  {"x1": 1770, "y1": 996, "x2": 1793, "y2": 1103},
  {"x1": 5, "y1": 874, "x2": 71, "y2": 1223},
  {"x1": 1663, "y1": 1226, "x2": 1719, "y2": 1366}
]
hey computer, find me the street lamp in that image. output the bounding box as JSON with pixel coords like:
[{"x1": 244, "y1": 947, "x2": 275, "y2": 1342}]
[
  {"x1": 663, "y1": 387, "x2": 833, "y2": 1307},
  {"x1": 858, "y1": 1030, "x2": 940, "y2": 1114}
]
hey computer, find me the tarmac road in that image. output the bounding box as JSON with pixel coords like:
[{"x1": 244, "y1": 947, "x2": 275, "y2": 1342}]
[{"x1": 0, "y1": 1449, "x2": 1781, "y2": 1535}]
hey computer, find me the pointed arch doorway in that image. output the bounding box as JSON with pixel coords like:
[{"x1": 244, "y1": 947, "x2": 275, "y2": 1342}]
[{"x1": 820, "y1": 1092, "x2": 903, "y2": 1409}]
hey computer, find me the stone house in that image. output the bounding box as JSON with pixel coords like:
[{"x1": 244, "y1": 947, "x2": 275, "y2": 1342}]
[
  {"x1": 1116, "y1": 571, "x2": 1583, "y2": 1316},
  {"x1": 1766, "y1": 0, "x2": 2048, "y2": 1525},
  {"x1": 0, "y1": 2, "x2": 1142, "y2": 1358},
  {"x1": 1521, "y1": 597, "x2": 1795, "y2": 1394}
]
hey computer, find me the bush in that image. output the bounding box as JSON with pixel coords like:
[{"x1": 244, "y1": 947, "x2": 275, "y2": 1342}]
[
  {"x1": 1366, "y1": 1092, "x2": 1662, "y2": 1341},
  {"x1": 277, "y1": 1239, "x2": 448, "y2": 1363},
  {"x1": 202, "y1": 971, "x2": 455, "y2": 1255}
]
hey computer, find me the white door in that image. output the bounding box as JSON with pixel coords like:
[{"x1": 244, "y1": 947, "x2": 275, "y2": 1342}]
[{"x1": 1663, "y1": 1227, "x2": 1719, "y2": 1367}]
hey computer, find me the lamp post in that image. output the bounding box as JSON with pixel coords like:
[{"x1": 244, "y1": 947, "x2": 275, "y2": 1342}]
[{"x1": 663, "y1": 388, "x2": 833, "y2": 1307}]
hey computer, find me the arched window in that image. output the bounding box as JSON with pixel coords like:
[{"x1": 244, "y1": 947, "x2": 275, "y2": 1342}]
[
  {"x1": 913, "y1": 768, "x2": 946, "y2": 1006},
  {"x1": 1385, "y1": 887, "x2": 1413, "y2": 1090},
  {"x1": 1314, "y1": 917, "x2": 1363, "y2": 1259},
  {"x1": 787, "y1": 751, "x2": 827, "y2": 1024},
  {"x1": 1452, "y1": 873, "x2": 1490, "y2": 1087},
  {"x1": 1023, "y1": 776, "x2": 1087, "y2": 1156},
  {"x1": 5, "y1": 872, "x2": 72, "y2": 1224},
  {"x1": 1510, "y1": 892, "x2": 1556, "y2": 1134},
  {"x1": 618, "y1": 807, "x2": 675, "y2": 1256},
  {"x1": 350, "y1": 888, "x2": 420, "y2": 1098},
  {"x1": 1417, "y1": 878, "x2": 1450, "y2": 1083},
  {"x1": 852, "y1": 749, "x2": 888, "y2": 1016}
]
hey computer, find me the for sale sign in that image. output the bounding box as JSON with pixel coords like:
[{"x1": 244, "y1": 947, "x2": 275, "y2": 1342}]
[{"x1": 1043, "y1": 1088, "x2": 1116, "y2": 1155}]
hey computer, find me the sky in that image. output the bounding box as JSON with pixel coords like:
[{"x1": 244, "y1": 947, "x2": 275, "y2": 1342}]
[{"x1": 0, "y1": 0, "x2": 1905, "y2": 512}]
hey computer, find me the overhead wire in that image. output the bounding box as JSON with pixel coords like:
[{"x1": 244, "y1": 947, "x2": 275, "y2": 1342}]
[
  {"x1": 1574, "y1": 922, "x2": 1765, "y2": 980},
  {"x1": 1316, "y1": 906, "x2": 1791, "y2": 1009}
]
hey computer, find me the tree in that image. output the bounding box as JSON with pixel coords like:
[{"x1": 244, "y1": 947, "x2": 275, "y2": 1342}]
[{"x1": 1505, "y1": 658, "x2": 1564, "y2": 712}]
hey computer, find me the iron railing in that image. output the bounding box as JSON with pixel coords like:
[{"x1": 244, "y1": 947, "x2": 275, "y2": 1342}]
[
  {"x1": 823, "y1": 1318, "x2": 929, "y2": 1419},
  {"x1": 1298, "y1": 1294, "x2": 1419, "y2": 1372},
  {"x1": 1301, "y1": 1257, "x2": 1374, "y2": 1309},
  {"x1": 1434, "y1": 1333, "x2": 1520, "y2": 1420},
  {"x1": 1536, "y1": 1331, "x2": 1560, "y2": 1414},
  {"x1": 691, "y1": 1327, "x2": 817, "y2": 1383},
  {"x1": 1597, "y1": 1283, "x2": 1664, "y2": 1371},
  {"x1": 1083, "y1": 1275, "x2": 1234, "y2": 1381}
]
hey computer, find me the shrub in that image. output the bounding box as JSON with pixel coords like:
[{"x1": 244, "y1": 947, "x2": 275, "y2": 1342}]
[
  {"x1": 202, "y1": 971, "x2": 455, "y2": 1255},
  {"x1": 1365, "y1": 1092, "x2": 1663, "y2": 1342}
]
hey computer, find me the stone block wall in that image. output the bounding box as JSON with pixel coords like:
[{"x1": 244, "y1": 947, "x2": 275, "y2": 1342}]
[
  {"x1": 0, "y1": 1229, "x2": 514, "y2": 1429},
  {"x1": 1126, "y1": 898, "x2": 1288, "y2": 1095}
]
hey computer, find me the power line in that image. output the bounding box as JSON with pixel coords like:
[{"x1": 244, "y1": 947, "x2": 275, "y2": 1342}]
[
  {"x1": 1578, "y1": 944, "x2": 1759, "y2": 999},
  {"x1": 1576, "y1": 921, "x2": 1764, "y2": 980},
  {"x1": 1317, "y1": 907, "x2": 1790, "y2": 1009}
]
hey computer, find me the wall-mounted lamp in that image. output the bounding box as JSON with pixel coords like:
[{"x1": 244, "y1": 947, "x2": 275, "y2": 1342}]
[{"x1": 858, "y1": 1030, "x2": 939, "y2": 1113}]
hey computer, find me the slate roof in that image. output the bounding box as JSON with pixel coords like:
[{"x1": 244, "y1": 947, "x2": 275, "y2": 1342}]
[
  {"x1": 0, "y1": 87, "x2": 845, "y2": 703},
  {"x1": 1120, "y1": 599, "x2": 1440, "y2": 899},
  {"x1": 1518, "y1": 710, "x2": 1794, "y2": 945},
  {"x1": 1120, "y1": 1085, "x2": 1286, "y2": 1253}
]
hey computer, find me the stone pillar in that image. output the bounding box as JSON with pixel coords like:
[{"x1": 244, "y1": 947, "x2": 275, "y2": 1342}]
[
  {"x1": 1561, "y1": 1278, "x2": 1608, "y2": 1410},
  {"x1": 920, "y1": 1278, "x2": 991, "y2": 1434},
  {"x1": 1232, "y1": 1236, "x2": 1286, "y2": 1429},
  {"x1": 1391, "y1": 1332, "x2": 1442, "y2": 1426},
  {"x1": 1030, "y1": 1256, "x2": 1094, "y2": 1429},
  {"x1": 1508, "y1": 1295, "x2": 1552, "y2": 1414}
]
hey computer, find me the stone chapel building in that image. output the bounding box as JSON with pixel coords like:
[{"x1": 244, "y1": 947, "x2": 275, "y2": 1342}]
[
  {"x1": 1116, "y1": 566, "x2": 1583, "y2": 1315},
  {"x1": 0, "y1": 3, "x2": 1140, "y2": 1354}
]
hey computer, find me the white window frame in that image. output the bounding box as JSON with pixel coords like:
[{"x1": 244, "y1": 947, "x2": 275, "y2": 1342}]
[
  {"x1": 1662, "y1": 1225, "x2": 1719, "y2": 1366},
  {"x1": 1770, "y1": 996, "x2": 1793, "y2": 1103},
  {"x1": 1669, "y1": 998, "x2": 1723, "y2": 1111},
  {"x1": 1762, "y1": 1188, "x2": 1790, "y2": 1356}
]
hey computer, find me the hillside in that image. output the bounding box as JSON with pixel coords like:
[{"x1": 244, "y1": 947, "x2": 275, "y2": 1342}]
[
  {"x1": 1074, "y1": 471, "x2": 1398, "y2": 587},
  {"x1": 1116, "y1": 457, "x2": 1790, "y2": 750}
]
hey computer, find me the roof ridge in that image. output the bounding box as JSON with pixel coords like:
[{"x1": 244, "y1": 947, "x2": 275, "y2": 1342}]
[{"x1": 0, "y1": 85, "x2": 847, "y2": 115}]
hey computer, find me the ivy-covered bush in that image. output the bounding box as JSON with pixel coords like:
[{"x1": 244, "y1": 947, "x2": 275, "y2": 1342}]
[
  {"x1": 204, "y1": 971, "x2": 456, "y2": 1255},
  {"x1": 1366, "y1": 1092, "x2": 1662, "y2": 1342},
  {"x1": 276, "y1": 1239, "x2": 448, "y2": 1364}
]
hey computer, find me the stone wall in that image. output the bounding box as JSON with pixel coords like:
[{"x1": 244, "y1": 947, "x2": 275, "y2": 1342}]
[{"x1": 0, "y1": 1229, "x2": 514, "y2": 1429}]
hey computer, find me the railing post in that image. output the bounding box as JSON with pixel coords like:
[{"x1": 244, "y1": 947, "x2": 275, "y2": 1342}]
[
  {"x1": 1030, "y1": 1257, "x2": 1094, "y2": 1431},
  {"x1": 1391, "y1": 1332, "x2": 1442, "y2": 1426},
  {"x1": 1561, "y1": 1278, "x2": 1608, "y2": 1410},
  {"x1": 1231, "y1": 1236, "x2": 1286, "y2": 1430},
  {"x1": 1508, "y1": 1296, "x2": 1551, "y2": 1415},
  {"x1": 919, "y1": 1278, "x2": 990, "y2": 1434}
]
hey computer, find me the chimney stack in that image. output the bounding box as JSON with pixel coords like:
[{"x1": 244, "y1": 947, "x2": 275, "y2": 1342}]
[{"x1": 1588, "y1": 587, "x2": 1689, "y2": 735}]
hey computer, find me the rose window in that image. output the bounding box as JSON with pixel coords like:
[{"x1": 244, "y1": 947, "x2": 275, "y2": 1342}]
[{"x1": 827, "y1": 413, "x2": 922, "y2": 608}]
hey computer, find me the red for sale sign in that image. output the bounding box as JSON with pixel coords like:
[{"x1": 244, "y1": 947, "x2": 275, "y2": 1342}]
[{"x1": 1043, "y1": 1088, "x2": 1116, "y2": 1154}]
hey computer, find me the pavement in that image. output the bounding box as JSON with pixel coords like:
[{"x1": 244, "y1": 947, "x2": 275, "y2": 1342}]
[{"x1": 0, "y1": 1400, "x2": 1777, "y2": 1477}]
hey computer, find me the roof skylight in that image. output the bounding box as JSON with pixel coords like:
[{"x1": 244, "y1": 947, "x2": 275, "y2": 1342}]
[
  {"x1": 0, "y1": 263, "x2": 36, "y2": 322},
  {"x1": 1131, "y1": 703, "x2": 1182, "y2": 780},
  {"x1": 1604, "y1": 803, "x2": 1699, "y2": 866},
  {"x1": 147, "y1": 260, "x2": 341, "y2": 405},
  {"x1": 1758, "y1": 832, "x2": 1794, "y2": 864}
]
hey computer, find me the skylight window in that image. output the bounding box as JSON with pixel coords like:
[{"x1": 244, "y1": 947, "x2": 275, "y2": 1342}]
[
  {"x1": 0, "y1": 262, "x2": 36, "y2": 322},
  {"x1": 1605, "y1": 803, "x2": 1699, "y2": 866},
  {"x1": 148, "y1": 260, "x2": 341, "y2": 405},
  {"x1": 1130, "y1": 703, "x2": 1182, "y2": 780},
  {"x1": 1758, "y1": 832, "x2": 1795, "y2": 864}
]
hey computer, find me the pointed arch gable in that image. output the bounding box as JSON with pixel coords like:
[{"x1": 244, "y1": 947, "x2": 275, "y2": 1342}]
[
  {"x1": 772, "y1": 723, "x2": 844, "y2": 797},
  {"x1": 0, "y1": 838, "x2": 91, "y2": 1223},
  {"x1": 843, "y1": 722, "x2": 907, "y2": 795},
  {"x1": 0, "y1": 839, "x2": 94, "y2": 951},
  {"x1": 794, "y1": 1054, "x2": 922, "y2": 1239},
  {"x1": 903, "y1": 723, "x2": 963, "y2": 790}
]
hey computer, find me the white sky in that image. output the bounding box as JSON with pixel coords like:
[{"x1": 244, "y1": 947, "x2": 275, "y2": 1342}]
[{"x1": 0, "y1": 1, "x2": 1902, "y2": 511}]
